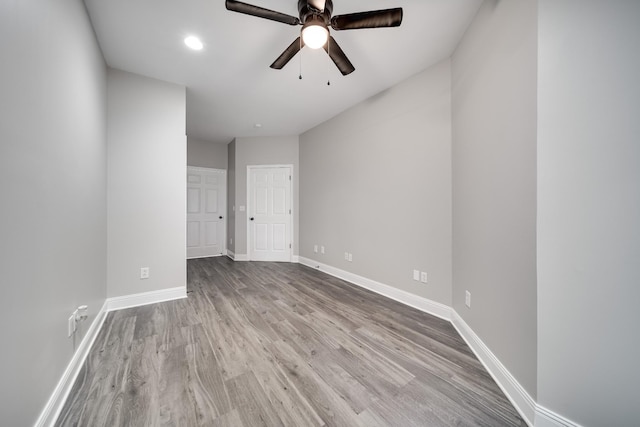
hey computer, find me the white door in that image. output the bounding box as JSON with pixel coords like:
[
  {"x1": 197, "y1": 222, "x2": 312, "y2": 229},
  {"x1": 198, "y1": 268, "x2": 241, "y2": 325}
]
[
  {"x1": 248, "y1": 166, "x2": 292, "y2": 262},
  {"x1": 187, "y1": 167, "x2": 226, "y2": 259}
]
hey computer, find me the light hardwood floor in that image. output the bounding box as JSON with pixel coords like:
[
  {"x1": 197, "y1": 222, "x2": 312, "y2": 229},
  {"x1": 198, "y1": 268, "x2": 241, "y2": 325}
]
[{"x1": 56, "y1": 257, "x2": 525, "y2": 426}]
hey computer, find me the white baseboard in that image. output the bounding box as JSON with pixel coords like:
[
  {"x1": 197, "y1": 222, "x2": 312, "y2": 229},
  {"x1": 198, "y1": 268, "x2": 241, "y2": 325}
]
[
  {"x1": 451, "y1": 311, "x2": 537, "y2": 426},
  {"x1": 226, "y1": 250, "x2": 249, "y2": 261},
  {"x1": 534, "y1": 405, "x2": 583, "y2": 427},
  {"x1": 296, "y1": 256, "x2": 582, "y2": 427},
  {"x1": 297, "y1": 257, "x2": 452, "y2": 321},
  {"x1": 291, "y1": 255, "x2": 299, "y2": 263},
  {"x1": 187, "y1": 253, "x2": 225, "y2": 260},
  {"x1": 36, "y1": 287, "x2": 187, "y2": 425},
  {"x1": 36, "y1": 260, "x2": 580, "y2": 427},
  {"x1": 105, "y1": 286, "x2": 186, "y2": 312},
  {"x1": 34, "y1": 301, "x2": 109, "y2": 427}
]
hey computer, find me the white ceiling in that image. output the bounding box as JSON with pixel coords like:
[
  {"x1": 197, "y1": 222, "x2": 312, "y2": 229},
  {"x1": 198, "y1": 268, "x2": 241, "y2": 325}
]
[{"x1": 84, "y1": 0, "x2": 482, "y2": 144}]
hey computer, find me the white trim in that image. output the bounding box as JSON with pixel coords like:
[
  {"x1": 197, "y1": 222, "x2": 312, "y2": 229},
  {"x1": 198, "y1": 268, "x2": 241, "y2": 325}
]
[
  {"x1": 246, "y1": 165, "x2": 294, "y2": 263},
  {"x1": 296, "y1": 256, "x2": 587, "y2": 427},
  {"x1": 34, "y1": 301, "x2": 109, "y2": 427},
  {"x1": 36, "y1": 263, "x2": 581, "y2": 427},
  {"x1": 297, "y1": 257, "x2": 452, "y2": 321},
  {"x1": 451, "y1": 311, "x2": 536, "y2": 426},
  {"x1": 186, "y1": 166, "x2": 226, "y2": 174},
  {"x1": 187, "y1": 253, "x2": 225, "y2": 260},
  {"x1": 291, "y1": 255, "x2": 299, "y2": 263},
  {"x1": 105, "y1": 286, "x2": 186, "y2": 312},
  {"x1": 228, "y1": 251, "x2": 249, "y2": 261},
  {"x1": 534, "y1": 406, "x2": 583, "y2": 427}
]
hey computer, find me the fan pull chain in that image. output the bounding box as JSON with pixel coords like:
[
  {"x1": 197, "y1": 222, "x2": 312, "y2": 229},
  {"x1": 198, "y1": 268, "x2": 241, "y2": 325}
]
[
  {"x1": 299, "y1": 37, "x2": 303, "y2": 80},
  {"x1": 326, "y1": 39, "x2": 331, "y2": 86}
]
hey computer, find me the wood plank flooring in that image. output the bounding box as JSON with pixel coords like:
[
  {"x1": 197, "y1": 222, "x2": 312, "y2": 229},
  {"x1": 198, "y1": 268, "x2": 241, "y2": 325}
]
[{"x1": 56, "y1": 257, "x2": 525, "y2": 426}]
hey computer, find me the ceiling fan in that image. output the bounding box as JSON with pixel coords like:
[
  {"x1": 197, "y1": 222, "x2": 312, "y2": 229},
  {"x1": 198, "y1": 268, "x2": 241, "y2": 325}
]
[{"x1": 225, "y1": 0, "x2": 403, "y2": 76}]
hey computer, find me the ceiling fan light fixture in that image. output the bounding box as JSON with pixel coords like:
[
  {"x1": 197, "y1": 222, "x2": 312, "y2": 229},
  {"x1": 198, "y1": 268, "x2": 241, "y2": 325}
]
[{"x1": 301, "y1": 18, "x2": 328, "y2": 49}]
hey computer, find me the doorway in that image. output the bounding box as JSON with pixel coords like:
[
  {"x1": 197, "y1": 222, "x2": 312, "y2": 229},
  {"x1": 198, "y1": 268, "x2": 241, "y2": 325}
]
[
  {"x1": 187, "y1": 167, "x2": 226, "y2": 259},
  {"x1": 247, "y1": 165, "x2": 293, "y2": 262}
]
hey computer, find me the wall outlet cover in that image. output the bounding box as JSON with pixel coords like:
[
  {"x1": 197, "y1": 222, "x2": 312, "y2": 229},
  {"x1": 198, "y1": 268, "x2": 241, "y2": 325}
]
[
  {"x1": 413, "y1": 270, "x2": 420, "y2": 281},
  {"x1": 420, "y1": 272, "x2": 428, "y2": 283},
  {"x1": 140, "y1": 267, "x2": 150, "y2": 279},
  {"x1": 465, "y1": 291, "x2": 471, "y2": 308}
]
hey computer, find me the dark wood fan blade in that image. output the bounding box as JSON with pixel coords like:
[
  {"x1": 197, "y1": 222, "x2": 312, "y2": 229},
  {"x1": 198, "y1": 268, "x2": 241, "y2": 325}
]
[
  {"x1": 331, "y1": 8, "x2": 403, "y2": 30},
  {"x1": 226, "y1": 0, "x2": 300, "y2": 25},
  {"x1": 270, "y1": 37, "x2": 304, "y2": 69},
  {"x1": 324, "y1": 36, "x2": 355, "y2": 76}
]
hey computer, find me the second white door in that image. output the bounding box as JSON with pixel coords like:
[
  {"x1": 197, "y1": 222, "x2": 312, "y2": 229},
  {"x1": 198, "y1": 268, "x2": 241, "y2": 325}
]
[{"x1": 248, "y1": 166, "x2": 292, "y2": 262}]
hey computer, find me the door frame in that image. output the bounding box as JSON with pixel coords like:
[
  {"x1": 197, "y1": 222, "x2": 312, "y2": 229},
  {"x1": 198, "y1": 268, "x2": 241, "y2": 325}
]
[
  {"x1": 186, "y1": 166, "x2": 227, "y2": 259},
  {"x1": 246, "y1": 164, "x2": 294, "y2": 262}
]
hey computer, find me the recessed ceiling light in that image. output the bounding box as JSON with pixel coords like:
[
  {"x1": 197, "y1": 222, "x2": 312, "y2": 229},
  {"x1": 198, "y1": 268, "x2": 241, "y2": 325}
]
[
  {"x1": 184, "y1": 36, "x2": 203, "y2": 51},
  {"x1": 254, "y1": 123, "x2": 262, "y2": 128}
]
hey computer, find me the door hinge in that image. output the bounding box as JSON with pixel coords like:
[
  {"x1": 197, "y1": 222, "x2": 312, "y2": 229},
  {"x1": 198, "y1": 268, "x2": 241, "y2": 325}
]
[
  {"x1": 289, "y1": 209, "x2": 291, "y2": 214},
  {"x1": 289, "y1": 243, "x2": 292, "y2": 249},
  {"x1": 289, "y1": 175, "x2": 291, "y2": 181}
]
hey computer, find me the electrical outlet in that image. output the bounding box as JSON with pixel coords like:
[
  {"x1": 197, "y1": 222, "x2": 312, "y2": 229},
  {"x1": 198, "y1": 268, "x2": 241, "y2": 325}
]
[
  {"x1": 420, "y1": 272, "x2": 428, "y2": 283},
  {"x1": 465, "y1": 291, "x2": 471, "y2": 308},
  {"x1": 348, "y1": 253, "x2": 353, "y2": 262},
  {"x1": 314, "y1": 245, "x2": 318, "y2": 253},
  {"x1": 68, "y1": 314, "x2": 75, "y2": 337},
  {"x1": 413, "y1": 270, "x2": 420, "y2": 281},
  {"x1": 140, "y1": 267, "x2": 150, "y2": 279},
  {"x1": 321, "y1": 246, "x2": 325, "y2": 254}
]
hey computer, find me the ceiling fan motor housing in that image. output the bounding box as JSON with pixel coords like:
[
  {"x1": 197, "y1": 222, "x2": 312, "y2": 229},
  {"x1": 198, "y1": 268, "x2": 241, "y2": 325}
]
[{"x1": 298, "y1": 0, "x2": 332, "y2": 25}]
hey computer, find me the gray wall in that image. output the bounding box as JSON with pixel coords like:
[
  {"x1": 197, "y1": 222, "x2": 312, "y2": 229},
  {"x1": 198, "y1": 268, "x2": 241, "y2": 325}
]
[
  {"x1": 299, "y1": 61, "x2": 453, "y2": 305},
  {"x1": 0, "y1": 0, "x2": 107, "y2": 425},
  {"x1": 451, "y1": 0, "x2": 538, "y2": 397},
  {"x1": 187, "y1": 137, "x2": 228, "y2": 169},
  {"x1": 107, "y1": 69, "x2": 186, "y2": 297},
  {"x1": 537, "y1": 1, "x2": 640, "y2": 425},
  {"x1": 231, "y1": 136, "x2": 300, "y2": 257}
]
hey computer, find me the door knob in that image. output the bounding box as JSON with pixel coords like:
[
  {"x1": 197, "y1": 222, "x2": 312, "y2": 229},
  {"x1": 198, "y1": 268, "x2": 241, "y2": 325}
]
[
  {"x1": 250, "y1": 217, "x2": 255, "y2": 221},
  {"x1": 219, "y1": 216, "x2": 223, "y2": 219}
]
